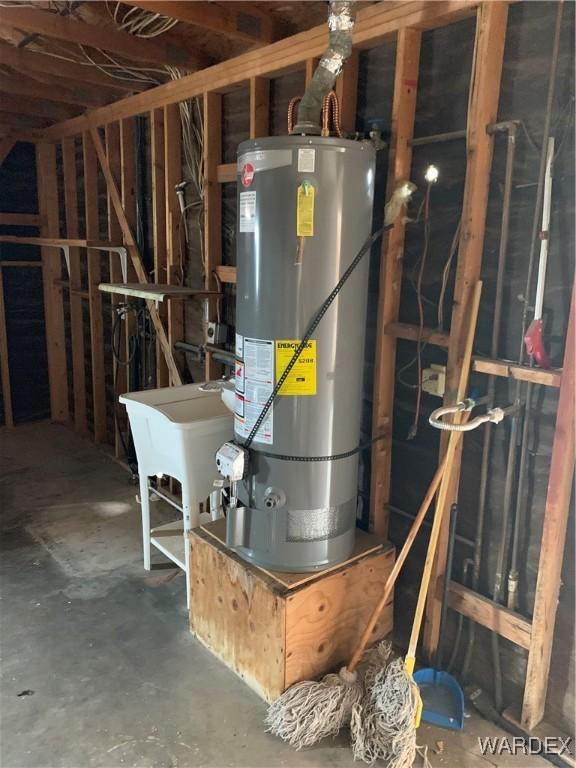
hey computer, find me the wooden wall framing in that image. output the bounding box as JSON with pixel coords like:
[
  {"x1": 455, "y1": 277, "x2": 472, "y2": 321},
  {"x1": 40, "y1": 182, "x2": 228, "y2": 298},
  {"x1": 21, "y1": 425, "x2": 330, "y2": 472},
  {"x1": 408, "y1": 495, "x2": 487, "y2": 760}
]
[{"x1": 0, "y1": 0, "x2": 572, "y2": 732}]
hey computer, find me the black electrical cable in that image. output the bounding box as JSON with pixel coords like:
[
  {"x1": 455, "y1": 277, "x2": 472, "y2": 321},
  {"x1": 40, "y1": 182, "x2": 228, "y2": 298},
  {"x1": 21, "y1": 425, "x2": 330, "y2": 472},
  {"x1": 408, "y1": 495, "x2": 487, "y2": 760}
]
[
  {"x1": 257, "y1": 433, "x2": 386, "y2": 463},
  {"x1": 242, "y1": 225, "x2": 386, "y2": 450}
]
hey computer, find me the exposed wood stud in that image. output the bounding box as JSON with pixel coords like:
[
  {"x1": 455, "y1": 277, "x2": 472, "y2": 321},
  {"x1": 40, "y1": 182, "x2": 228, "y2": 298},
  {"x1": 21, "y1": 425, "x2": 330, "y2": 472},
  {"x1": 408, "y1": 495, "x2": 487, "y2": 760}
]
[
  {"x1": 105, "y1": 122, "x2": 127, "y2": 457},
  {"x1": 164, "y1": 104, "x2": 185, "y2": 382},
  {"x1": 83, "y1": 133, "x2": 107, "y2": 443},
  {"x1": 88, "y1": 122, "x2": 182, "y2": 385},
  {"x1": 0, "y1": 261, "x2": 42, "y2": 268},
  {"x1": 0, "y1": 6, "x2": 198, "y2": 69},
  {"x1": 472, "y1": 356, "x2": 562, "y2": 388},
  {"x1": 448, "y1": 582, "x2": 532, "y2": 650},
  {"x1": 41, "y1": 1, "x2": 479, "y2": 141},
  {"x1": 423, "y1": 1, "x2": 509, "y2": 660},
  {"x1": 335, "y1": 49, "x2": 359, "y2": 133},
  {"x1": 521, "y1": 284, "x2": 575, "y2": 731},
  {"x1": 386, "y1": 321, "x2": 449, "y2": 348},
  {"x1": 370, "y1": 27, "x2": 421, "y2": 538},
  {"x1": 215, "y1": 265, "x2": 237, "y2": 284},
  {"x1": 35, "y1": 142, "x2": 68, "y2": 423},
  {"x1": 216, "y1": 163, "x2": 236, "y2": 183},
  {"x1": 62, "y1": 137, "x2": 87, "y2": 434},
  {"x1": 250, "y1": 77, "x2": 270, "y2": 138},
  {"x1": 203, "y1": 91, "x2": 223, "y2": 382},
  {"x1": 0, "y1": 268, "x2": 13, "y2": 428},
  {"x1": 305, "y1": 58, "x2": 319, "y2": 86},
  {"x1": 151, "y1": 108, "x2": 169, "y2": 388}
]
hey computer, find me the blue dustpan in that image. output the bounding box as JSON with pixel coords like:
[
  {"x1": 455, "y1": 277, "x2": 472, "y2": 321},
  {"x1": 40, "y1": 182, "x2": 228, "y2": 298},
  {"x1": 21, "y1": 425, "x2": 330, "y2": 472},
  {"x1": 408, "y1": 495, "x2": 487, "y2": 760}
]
[
  {"x1": 414, "y1": 504, "x2": 465, "y2": 731},
  {"x1": 413, "y1": 668, "x2": 464, "y2": 730}
]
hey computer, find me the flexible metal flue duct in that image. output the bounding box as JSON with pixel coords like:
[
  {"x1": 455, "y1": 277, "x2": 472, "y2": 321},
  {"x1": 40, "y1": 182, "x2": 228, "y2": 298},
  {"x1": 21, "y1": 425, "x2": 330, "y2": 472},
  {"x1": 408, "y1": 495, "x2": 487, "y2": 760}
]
[{"x1": 292, "y1": 1, "x2": 356, "y2": 135}]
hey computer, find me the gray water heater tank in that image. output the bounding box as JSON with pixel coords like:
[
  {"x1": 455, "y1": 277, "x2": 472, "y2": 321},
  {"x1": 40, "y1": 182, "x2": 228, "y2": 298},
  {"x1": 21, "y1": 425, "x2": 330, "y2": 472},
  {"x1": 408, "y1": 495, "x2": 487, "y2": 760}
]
[{"x1": 233, "y1": 135, "x2": 376, "y2": 572}]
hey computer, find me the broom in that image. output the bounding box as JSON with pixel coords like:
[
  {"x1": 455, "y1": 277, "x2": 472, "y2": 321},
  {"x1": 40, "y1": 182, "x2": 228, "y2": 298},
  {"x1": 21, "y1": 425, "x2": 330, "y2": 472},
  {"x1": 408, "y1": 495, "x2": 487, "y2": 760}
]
[
  {"x1": 351, "y1": 281, "x2": 482, "y2": 766},
  {"x1": 265, "y1": 424, "x2": 457, "y2": 749}
]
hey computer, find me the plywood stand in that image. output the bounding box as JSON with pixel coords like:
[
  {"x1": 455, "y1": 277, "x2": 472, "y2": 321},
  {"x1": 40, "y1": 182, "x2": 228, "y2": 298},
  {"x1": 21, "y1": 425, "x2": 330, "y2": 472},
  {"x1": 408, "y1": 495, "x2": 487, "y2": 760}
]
[{"x1": 189, "y1": 520, "x2": 395, "y2": 702}]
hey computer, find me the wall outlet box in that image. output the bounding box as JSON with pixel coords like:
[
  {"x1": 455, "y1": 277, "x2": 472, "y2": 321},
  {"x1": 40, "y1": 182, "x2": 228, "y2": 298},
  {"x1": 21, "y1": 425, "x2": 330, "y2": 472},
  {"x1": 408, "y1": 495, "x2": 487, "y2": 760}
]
[
  {"x1": 206, "y1": 321, "x2": 227, "y2": 345},
  {"x1": 422, "y1": 363, "x2": 446, "y2": 397}
]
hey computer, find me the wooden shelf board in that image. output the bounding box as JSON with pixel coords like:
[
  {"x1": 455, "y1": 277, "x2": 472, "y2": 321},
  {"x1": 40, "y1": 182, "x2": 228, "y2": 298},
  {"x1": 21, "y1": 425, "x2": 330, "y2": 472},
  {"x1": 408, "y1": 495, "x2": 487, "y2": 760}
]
[
  {"x1": 98, "y1": 283, "x2": 221, "y2": 301},
  {"x1": 151, "y1": 520, "x2": 185, "y2": 570}
]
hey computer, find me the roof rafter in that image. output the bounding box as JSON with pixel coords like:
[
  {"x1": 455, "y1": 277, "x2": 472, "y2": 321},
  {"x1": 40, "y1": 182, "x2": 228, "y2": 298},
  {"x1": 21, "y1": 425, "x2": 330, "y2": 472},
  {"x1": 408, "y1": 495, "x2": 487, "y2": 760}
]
[
  {"x1": 0, "y1": 93, "x2": 80, "y2": 122},
  {"x1": 0, "y1": 72, "x2": 106, "y2": 108},
  {"x1": 0, "y1": 41, "x2": 149, "y2": 93},
  {"x1": 122, "y1": 0, "x2": 275, "y2": 46},
  {"x1": 0, "y1": 5, "x2": 206, "y2": 69},
  {"x1": 0, "y1": 113, "x2": 50, "y2": 132}
]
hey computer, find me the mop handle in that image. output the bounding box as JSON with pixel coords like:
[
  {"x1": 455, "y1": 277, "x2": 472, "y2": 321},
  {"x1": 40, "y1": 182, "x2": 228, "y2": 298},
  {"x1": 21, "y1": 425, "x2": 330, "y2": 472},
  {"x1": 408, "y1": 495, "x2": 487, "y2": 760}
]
[
  {"x1": 347, "y1": 281, "x2": 482, "y2": 674},
  {"x1": 347, "y1": 451, "x2": 449, "y2": 672},
  {"x1": 405, "y1": 281, "x2": 482, "y2": 670}
]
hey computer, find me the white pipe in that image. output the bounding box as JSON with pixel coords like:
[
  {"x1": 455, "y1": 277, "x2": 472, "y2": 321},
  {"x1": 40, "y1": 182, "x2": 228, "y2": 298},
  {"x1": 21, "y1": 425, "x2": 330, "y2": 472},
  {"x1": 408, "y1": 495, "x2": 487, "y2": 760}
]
[{"x1": 533, "y1": 137, "x2": 555, "y2": 321}]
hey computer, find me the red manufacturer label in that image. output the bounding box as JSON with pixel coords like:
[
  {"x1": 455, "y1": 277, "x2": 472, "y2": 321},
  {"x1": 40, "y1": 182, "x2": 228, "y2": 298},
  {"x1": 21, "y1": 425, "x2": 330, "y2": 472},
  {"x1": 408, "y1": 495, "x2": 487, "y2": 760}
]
[{"x1": 241, "y1": 162, "x2": 255, "y2": 187}]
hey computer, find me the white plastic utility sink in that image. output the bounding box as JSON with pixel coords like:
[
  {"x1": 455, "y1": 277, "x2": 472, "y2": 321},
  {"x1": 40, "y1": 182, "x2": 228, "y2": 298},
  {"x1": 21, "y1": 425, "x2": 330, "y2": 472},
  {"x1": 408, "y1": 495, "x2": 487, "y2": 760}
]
[{"x1": 120, "y1": 383, "x2": 233, "y2": 605}]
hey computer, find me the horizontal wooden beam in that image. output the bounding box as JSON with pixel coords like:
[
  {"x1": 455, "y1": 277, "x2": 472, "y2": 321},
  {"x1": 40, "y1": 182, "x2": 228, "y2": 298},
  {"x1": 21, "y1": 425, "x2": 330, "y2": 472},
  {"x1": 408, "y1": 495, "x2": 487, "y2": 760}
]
[
  {"x1": 0, "y1": 212, "x2": 41, "y2": 227},
  {"x1": 216, "y1": 163, "x2": 236, "y2": 183},
  {"x1": 386, "y1": 321, "x2": 450, "y2": 347},
  {"x1": 0, "y1": 6, "x2": 197, "y2": 69},
  {"x1": 0, "y1": 260, "x2": 42, "y2": 267},
  {"x1": 0, "y1": 41, "x2": 148, "y2": 94},
  {"x1": 448, "y1": 581, "x2": 532, "y2": 650},
  {"x1": 0, "y1": 93, "x2": 79, "y2": 122},
  {"x1": 0, "y1": 73, "x2": 106, "y2": 108},
  {"x1": 0, "y1": 235, "x2": 122, "y2": 248},
  {"x1": 122, "y1": 1, "x2": 275, "y2": 46},
  {"x1": 41, "y1": 0, "x2": 479, "y2": 140},
  {"x1": 215, "y1": 265, "x2": 237, "y2": 284},
  {"x1": 472, "y1": 356, "x2": 562, "y2": 387}
]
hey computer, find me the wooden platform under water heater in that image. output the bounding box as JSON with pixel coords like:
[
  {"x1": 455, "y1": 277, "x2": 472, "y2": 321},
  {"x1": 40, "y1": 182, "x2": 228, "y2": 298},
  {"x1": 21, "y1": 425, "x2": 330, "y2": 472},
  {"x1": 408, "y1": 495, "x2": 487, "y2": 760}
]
[{"x1": 189, "y1": 519, "x2": 395, "y2": 702}]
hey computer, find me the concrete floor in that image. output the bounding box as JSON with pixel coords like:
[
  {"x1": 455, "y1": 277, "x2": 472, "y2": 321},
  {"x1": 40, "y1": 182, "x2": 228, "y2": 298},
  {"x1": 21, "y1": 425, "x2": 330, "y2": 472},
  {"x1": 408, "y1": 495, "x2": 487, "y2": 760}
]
[{"x1": 0, "y1": 423, "x2": 552, "y2": 768}]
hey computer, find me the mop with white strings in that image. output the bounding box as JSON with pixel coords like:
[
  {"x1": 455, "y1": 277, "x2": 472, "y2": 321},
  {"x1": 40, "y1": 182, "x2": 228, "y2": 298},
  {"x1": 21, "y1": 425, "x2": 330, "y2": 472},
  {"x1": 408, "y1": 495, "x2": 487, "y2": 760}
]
[
  {"x1": 265, "y1": 406, "x2": 457, "y2": 750},
  {"x1": 350, "y1": 282, "x2": 482, "y2": 767}
]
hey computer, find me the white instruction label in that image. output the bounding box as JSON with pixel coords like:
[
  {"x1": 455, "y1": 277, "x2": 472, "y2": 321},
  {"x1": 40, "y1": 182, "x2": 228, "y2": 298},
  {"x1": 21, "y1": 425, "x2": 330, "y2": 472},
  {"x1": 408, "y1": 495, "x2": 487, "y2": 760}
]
[
  {"x1": 235, "y1": 332, "x2": 244, "y2": 359},
  {"x1": 234, "y1": 337, "x2": 274, "y2": 444},
  {"x1": 298, "y1": 147, "x2": 315, "y2": 173},
  {"x1": 239, "y1": 191, "x2": 256, "y2": 233},
  {"x1": 244, "y1": 337, "x2": 273, "y2": 384}
]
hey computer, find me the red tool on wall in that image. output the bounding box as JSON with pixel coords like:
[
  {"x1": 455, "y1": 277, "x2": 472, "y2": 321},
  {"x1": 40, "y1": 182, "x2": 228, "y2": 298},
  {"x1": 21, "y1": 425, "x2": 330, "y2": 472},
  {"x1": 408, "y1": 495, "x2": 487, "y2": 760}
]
[{"x1": 524, "y1": 136, "x2": 555, "y2": 369}]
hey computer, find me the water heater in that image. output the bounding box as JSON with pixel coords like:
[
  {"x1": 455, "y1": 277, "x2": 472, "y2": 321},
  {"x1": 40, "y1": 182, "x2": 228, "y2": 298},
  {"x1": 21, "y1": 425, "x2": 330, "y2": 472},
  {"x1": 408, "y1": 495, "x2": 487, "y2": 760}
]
[{"x1": 228, "y1": 135, "x2": 376, "y2": 572}]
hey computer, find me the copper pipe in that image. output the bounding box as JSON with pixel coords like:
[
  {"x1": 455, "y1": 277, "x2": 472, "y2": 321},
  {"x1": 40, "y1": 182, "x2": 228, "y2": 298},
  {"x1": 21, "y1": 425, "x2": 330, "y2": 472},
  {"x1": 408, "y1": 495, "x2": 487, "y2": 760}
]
[{"x1": 287, "y1": 96, "x2": 301, "y2": 134}]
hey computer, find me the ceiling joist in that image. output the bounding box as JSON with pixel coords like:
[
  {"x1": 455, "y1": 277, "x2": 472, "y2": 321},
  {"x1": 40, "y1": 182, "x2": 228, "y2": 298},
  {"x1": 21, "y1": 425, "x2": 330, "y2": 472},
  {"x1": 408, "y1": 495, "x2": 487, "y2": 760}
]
[
  {"x1": 0, "y1": 93, "x2": 79, "y2": 122},
  {"x1": 0, "y1": 6, "x2": 205, "y2": 69},
  {"x1": 0, "y1": 72, "x2": 106, "y2": 108},
  {"x1": 0, "y1": 113, "x2": 50, "y2": 131},
  {"x1": 0, "y1": 41, "x2": 149, "y2": 94},
  {"x1": 121, "y1": 1, "x2": 275, "y2": 46}
]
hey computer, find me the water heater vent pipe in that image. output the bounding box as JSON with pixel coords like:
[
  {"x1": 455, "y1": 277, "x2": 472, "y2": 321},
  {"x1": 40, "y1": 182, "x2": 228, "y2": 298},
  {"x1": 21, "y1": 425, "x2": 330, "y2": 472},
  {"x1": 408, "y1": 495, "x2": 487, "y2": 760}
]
[{"x1": 292, "y1": 1, "x2": 356, "y2": 135}]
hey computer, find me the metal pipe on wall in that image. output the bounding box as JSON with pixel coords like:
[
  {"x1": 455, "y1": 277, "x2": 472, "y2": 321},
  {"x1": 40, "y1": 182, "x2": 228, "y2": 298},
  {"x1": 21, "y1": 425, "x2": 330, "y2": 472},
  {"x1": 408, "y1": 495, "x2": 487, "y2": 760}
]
[{"x1": 460, "y1": 121, "x2": 518, "y2": 686}]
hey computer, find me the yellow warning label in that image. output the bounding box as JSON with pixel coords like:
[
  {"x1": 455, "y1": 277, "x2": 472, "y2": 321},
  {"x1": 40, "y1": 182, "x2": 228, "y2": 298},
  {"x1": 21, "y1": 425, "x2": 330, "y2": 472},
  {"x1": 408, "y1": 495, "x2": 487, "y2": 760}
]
[
  {"x1": 275, "y1": 339, "x2": 317, "y2": 396},
  {"x1": 297, "y1": 182, "x2": 315, "y2": 237}
]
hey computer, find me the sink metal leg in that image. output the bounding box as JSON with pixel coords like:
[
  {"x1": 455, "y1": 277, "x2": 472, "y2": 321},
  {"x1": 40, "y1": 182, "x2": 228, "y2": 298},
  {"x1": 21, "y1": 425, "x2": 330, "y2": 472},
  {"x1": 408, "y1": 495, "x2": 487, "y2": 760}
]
[
  {"x1": 139, "y1": 472, "x2": 151, "y2": 571},
  {"x1": 181, "y1": 484, "x2": 196, "y2": 609}
]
